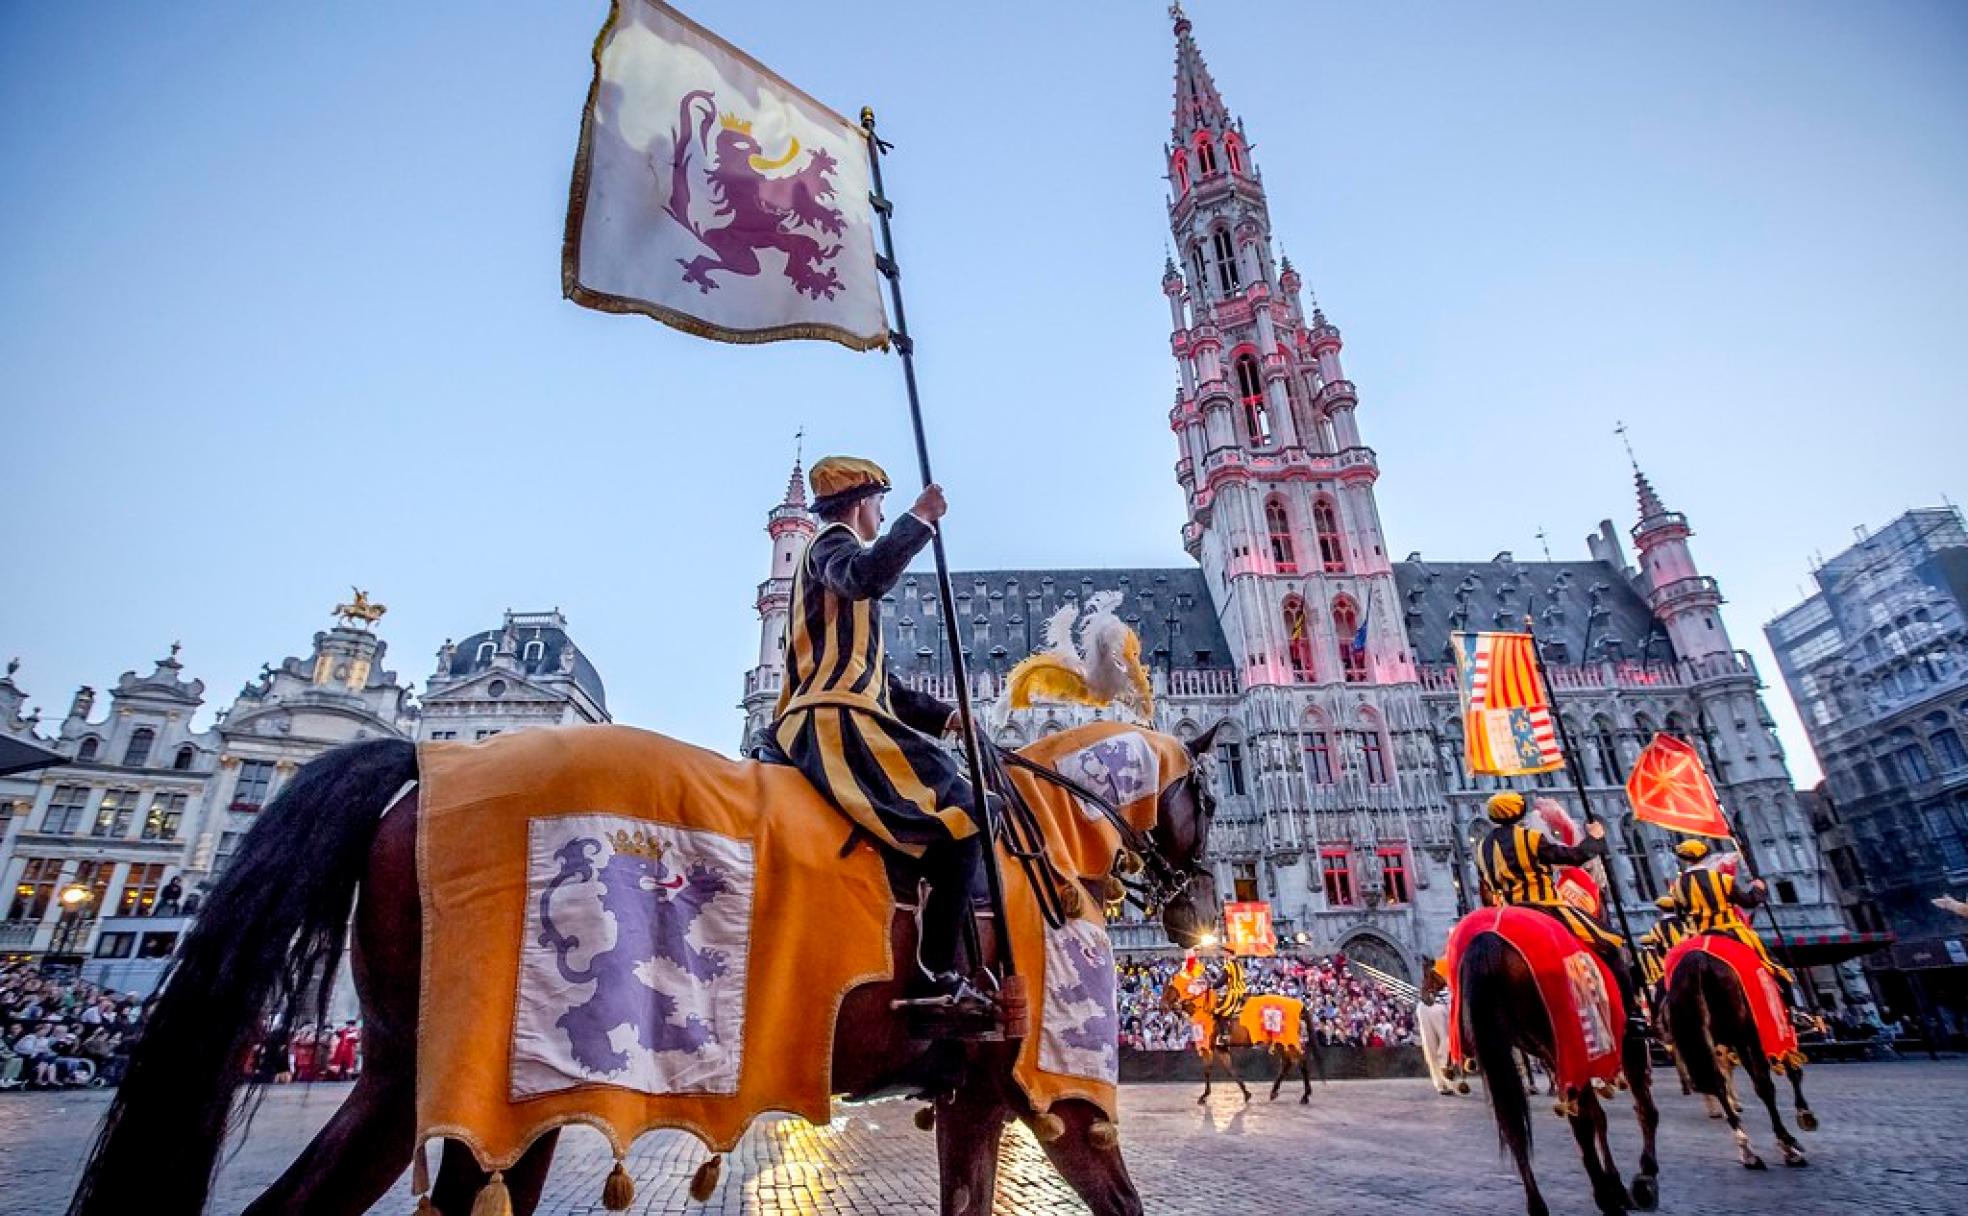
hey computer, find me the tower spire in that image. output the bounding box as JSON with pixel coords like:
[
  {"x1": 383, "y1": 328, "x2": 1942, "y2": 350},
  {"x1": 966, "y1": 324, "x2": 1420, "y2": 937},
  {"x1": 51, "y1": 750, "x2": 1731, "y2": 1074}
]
[
  {"x1": 1617, "y1": 421, "x2": 1668, "y2": 522},
  {"x1": 782, "y1": 430, "x2": 807, "y2": 508},
  {"x1": 1170, "y1": 1, "x2": 1231, "y2": 143}
]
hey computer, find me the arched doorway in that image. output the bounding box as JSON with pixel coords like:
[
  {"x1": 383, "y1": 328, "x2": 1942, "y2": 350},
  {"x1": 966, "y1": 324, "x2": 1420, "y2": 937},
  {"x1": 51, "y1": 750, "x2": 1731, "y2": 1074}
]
[{"x1": 1338, "y1": 931, "x2": 1411, "y2": 982}]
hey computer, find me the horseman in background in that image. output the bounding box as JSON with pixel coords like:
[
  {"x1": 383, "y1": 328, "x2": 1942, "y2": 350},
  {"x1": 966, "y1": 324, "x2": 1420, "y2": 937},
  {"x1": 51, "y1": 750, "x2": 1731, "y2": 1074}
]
[
  {"x1": 1207, "y1": 953, "x2": 1249, "y2": 1048},
  {"x1": 766, "y1": 455, "x2": 1001, "y2": 1039},
  {"x1": 1668, "y1": 838, "x2": 1795, "y2": 1002},
  {"x1": 1474, "y1": 791, "x2": 1647, "y2": 1038},
  {"x1": 1636, "y1": 895, "x2": 1688, "y2": 999}
]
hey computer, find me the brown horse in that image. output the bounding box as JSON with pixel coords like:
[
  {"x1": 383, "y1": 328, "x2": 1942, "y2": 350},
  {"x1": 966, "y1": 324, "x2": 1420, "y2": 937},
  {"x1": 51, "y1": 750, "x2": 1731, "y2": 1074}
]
[
  {"x1": 1456, "y1": 932, "x2": 1660, "y2": 1216},
  {"x1": 66, "y1": 725, "x2": 1223, "y2": 1216},
  {"x1": 1159, "y1": 980, "x2": 1321, "y2": 1104},
  {"x1": 1662, "y1": 949, "x2": 1815, "y2": 1170}
]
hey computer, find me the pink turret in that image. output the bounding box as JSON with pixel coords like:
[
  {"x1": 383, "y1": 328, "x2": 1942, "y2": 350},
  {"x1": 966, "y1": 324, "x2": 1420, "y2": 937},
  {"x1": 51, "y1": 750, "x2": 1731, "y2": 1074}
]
[
  {"x1": 741, "y1": 450, "x2": 816, "y2": 741},
  {"x1": 1629, "y1": 463, "x2": 1730, "y2": 659}
]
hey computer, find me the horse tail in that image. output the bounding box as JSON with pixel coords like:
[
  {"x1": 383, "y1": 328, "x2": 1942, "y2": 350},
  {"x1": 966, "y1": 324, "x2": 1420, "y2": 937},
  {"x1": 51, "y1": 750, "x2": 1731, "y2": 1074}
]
[
  {"x1": 1668, "y1": 953, "x2": 1727, "y2": 1099},
  {"x1": 67, "y1": 738, "x2": 418, "y2": 1216},
  {"x1": 1460, "y1": 932, "x2": 1534, "y2": 1157}
]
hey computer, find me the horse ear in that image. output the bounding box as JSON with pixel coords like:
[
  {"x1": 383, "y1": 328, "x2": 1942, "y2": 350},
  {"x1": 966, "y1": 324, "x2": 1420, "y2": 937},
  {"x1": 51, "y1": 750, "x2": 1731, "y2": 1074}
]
[{"x1": 1186, "y1": 719, "x2": 1226, "y2": 758}]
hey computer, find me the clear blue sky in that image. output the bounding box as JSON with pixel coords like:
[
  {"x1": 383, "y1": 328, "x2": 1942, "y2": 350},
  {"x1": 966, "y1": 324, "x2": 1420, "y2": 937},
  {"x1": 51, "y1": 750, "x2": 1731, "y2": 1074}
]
[{"x1": 3, "y1": 2, "x2": 1964, "y2": 783}]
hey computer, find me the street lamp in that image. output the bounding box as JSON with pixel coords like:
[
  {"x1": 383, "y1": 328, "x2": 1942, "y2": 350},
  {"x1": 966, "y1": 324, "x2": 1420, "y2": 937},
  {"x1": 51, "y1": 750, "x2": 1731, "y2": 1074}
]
[{"x1": 52, "y1": 882, "x2": 95, "y2": 958}]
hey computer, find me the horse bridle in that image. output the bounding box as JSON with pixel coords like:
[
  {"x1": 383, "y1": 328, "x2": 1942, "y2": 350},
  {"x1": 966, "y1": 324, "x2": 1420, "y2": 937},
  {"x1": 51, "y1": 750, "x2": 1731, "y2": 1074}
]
[{"x1": 993, "y1": 744, "x2": 1216, "y2": 920}]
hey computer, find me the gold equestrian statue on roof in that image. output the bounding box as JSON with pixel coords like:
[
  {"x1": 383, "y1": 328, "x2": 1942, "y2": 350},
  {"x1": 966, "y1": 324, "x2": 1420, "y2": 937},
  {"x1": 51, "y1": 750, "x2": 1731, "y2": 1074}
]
[{"x1": 334, "y1": 588, "x2": 387, "y2": 629}]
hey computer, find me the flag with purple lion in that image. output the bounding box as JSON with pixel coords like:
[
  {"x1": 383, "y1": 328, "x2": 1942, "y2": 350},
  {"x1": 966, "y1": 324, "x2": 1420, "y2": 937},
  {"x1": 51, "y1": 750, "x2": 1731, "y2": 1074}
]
[{"x1": 563, "y1": 0, "x2": 889, "y2": 349}]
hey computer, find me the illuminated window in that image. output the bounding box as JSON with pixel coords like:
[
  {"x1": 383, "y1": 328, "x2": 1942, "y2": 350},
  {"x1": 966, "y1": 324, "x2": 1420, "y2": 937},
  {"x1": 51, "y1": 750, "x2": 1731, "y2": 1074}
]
[
  {"x1": 7, "y1": 858, "x2": 62, "y2": 922},
  {"x1": 1378, "y1": 845, "x2": 1410, "y2": 904},
  {"x1": 1321, "y1": 848, "x2": 1355, "y2": 907},
  {"x1": 1212, "y1": 227, "x2": 1240, "y2": 294},
  {"x1": 1236, "y1": 354, "x2": 1270, "y2": 444},
  {"x1": 1266, "y1": 499, "x2": 1297, "y2": 572},
  {"x1": 1172, "y1": 149, "x2": 1190, "y2": 194},
  {"x1": 1313, "y1": 498, "x2": 1346, "y2": 572},
  {"x1": 1194, "y1": 134, "x2": 1217, "y2": 176},
  {"x1": 142, "y1": 792, "x2": 186, "y2": 841},
  {"x1": 1284, "y1": 597, "x2": 1316, "y2": 682},
  {"x1": 92, "y1": 789, "x2": 139, "y2": 838},
  {"x1": 1225, "y1": 134, "x2": 1245, "y2": 175},
  {"x1": 118, "y1": 863, "x2": 169, "y2": 916}
]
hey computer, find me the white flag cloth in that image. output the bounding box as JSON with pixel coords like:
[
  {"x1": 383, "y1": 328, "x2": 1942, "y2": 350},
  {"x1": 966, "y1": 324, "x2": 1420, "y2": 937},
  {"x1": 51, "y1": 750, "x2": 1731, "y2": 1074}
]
[{"x1": 563, "y1": 0, "x2": 889, "y2": 350}]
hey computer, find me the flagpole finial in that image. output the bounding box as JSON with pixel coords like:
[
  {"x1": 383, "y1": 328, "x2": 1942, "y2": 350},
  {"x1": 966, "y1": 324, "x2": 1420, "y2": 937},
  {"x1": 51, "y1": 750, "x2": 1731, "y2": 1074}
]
[{"x1": 1614, "y1": 419, "x2": 1638, "y2": 472}]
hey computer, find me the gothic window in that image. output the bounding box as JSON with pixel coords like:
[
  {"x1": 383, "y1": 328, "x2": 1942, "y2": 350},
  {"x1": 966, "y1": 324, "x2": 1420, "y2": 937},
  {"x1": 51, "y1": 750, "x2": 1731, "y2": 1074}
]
[
  {"x1": 1930, "y1": 726, "x2": 1967, "y2": 772},
  {"x1": 1171, "y1": 149, "x2": 1190, "y2": 195},
  {"x1": 1359, "y1": 727, "x2": 1390, "y2": 785},
  {"x1": 121, "y1": 728, "x2": 155, "y2": 768},
  {"x1": 1623, "y1": 817, "x2": 1659, "y2": 900},
  {"x1": 1313, "y1": 498, "x2": 1345, "y2": 572},
  {"x1": 1592, "y1": 716, "x2": 1622, "y2": 784},
  {"x1": 1378, "y1": 845, "x2": 1410, "y2": 904},
  {"x1": 1321, "y1": 848, "x2": 1355, "y2": 907},
  {"x1": 1235, "y1": 353, "x2": 1270, "y2": 444},
  {"x1": 76, "y1": 736, "x2": 99, "y2": 762},
  {"x1": 1664, "y1": 712, "x2": 1692, "y2": 742},
  {"x1": 1303, "y1": 729, "x2": 1335, "y2": 785},
  {"x1": 1219, "y1": 740, "x2": 1248, "y2": 796},
  {"x1": 1266, "y1": 499, "x2": 1297, "y2": 572},
  {"x1": 173, "y1": 745, "x2": 196, "y2": 771},
  {"x1": 1194, "y1": 133, "x2": 1217, "y2": 177},
  {"x1": 1333, "y1": 598, "x2": 1366, "y2": 682},
  {"x1": 1189, "y1": 244, "x2": 1209, "y2": 301},
  {"x1": 1225, "y1": 133, "x2": 1245, "y2": 175},
  {"x1": 1283, "y1": 596, "x2": 1315, "y2": 681},
  {"x1": 1212, "y1": 227, "x2": 1241, "y2": 294}
]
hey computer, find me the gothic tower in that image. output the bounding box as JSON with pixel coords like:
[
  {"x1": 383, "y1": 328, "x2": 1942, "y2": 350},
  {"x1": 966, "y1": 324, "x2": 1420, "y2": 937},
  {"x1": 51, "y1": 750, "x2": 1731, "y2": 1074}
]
[
  {"x1": 741, "y1": 454, "x2": 815, "y2": 744},
  {"x1": 1163, "y1": 3, "x2": 1408, "y2": 692},
  {"x1": 1161, "y1": 3, "x2": 1449, "y2": 960}
]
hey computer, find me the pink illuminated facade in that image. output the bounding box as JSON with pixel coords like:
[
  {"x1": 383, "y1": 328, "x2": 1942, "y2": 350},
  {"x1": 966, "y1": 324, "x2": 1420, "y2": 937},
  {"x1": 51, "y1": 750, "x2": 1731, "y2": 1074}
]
[{"x1": 740, "y1": 5, "x2": 1853, "y2": 995}]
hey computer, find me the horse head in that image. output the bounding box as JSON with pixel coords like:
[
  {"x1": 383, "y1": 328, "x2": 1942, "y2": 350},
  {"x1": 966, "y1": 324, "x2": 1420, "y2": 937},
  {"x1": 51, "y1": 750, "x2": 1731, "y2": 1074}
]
[{"x1": 1152, "y1": 720, "x2": 1224, "y2": 950}]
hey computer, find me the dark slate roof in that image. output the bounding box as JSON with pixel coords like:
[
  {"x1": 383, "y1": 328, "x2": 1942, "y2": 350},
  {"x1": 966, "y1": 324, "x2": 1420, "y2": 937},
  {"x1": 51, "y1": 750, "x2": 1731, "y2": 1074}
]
[
  {"x1": 882, "y1": 567, "x2": 1233, "y2": 676},
  {"x1": 447, "y1": 626, "x2": 607, "y2": 709},
  {"x1": 1393, "y1": 558, "x2": 1670, "y2": 666}
]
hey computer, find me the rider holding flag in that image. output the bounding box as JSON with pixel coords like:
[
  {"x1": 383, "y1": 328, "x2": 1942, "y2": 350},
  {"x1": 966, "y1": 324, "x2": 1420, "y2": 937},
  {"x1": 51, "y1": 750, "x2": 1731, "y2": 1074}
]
[
  {"x1": 1474, "y1": 790, "x2": 1646, "y2": 1035},
  {"x1": 1668, "y1": 838, "x2": 1794, "y2": 989}
]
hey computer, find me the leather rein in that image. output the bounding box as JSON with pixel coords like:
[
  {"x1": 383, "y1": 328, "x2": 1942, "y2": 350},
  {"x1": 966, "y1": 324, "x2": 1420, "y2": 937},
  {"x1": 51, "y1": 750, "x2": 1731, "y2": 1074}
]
[{"x1": 989, "y1": 744, "x2": 1214, "y2": 927}]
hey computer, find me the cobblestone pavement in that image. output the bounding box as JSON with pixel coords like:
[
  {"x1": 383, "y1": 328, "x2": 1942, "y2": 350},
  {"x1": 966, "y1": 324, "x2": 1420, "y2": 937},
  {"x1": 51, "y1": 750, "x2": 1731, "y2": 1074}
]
[{"x1": 5, "y1": 1060, "x2": 1963, "y2": 1213}]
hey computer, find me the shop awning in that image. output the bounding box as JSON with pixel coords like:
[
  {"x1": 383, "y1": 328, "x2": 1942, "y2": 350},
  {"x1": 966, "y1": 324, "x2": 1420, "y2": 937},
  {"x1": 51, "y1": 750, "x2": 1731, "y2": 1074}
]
[
  {"x1": 1774, "y1": 930, "x2": 1895, "y2": 968},
  {"x1": 0, "y1": 734, "x2": 66, "y2": 778}
]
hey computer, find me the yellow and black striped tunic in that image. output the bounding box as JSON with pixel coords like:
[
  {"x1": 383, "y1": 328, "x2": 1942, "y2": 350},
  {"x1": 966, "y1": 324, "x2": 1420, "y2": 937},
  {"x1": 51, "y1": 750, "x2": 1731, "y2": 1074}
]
[
  {"x1": 1670, "y1": 867, "x2": 1789, "y2": 978},
  {"x1": 1475, "y1": 824, "x2": 1624, "y2": 950},
  {"x1": 772, "y1": 517, "x2": 977, "y2": 856}
]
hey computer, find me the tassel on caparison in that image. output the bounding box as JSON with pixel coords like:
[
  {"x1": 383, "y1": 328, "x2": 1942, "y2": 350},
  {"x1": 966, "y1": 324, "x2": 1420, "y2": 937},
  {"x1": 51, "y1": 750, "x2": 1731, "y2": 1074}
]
[
  {"x1": 689, "y1": 1155, "x2": 723, "y2": 1202},
  {"x1": 470, "y1": 1171, "x2": 513, "y2": 1216},
  {"x1": 602, "y1": 1158, "x2": 635, "y2": 1211}
]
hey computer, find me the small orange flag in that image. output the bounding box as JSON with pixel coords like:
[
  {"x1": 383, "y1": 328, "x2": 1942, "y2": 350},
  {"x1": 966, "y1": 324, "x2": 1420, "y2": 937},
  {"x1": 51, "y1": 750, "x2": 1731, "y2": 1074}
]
[{"x1": 1625, "y1": 733, "x2": 1731, "y2": 837}]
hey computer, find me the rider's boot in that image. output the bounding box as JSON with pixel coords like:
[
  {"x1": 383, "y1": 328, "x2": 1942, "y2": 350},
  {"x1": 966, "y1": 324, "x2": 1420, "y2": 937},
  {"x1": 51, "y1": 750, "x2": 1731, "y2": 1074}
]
[{"x1": 898, "y1": 838, "x2": 1008, "y2": 1042}]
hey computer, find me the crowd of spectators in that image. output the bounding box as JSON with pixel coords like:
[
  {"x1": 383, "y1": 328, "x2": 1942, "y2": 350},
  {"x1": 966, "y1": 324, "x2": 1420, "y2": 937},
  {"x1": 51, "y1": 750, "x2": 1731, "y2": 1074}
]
[
  {"x1": 1117, "y1": 952, "x2": 1419, "y2": 1052},
  {"x1": 2, "y1": 963, "x2": 364, "y2": 1091},
  {"x1": 1, "y1": 963, "x2": 147, "y2": 1089}
]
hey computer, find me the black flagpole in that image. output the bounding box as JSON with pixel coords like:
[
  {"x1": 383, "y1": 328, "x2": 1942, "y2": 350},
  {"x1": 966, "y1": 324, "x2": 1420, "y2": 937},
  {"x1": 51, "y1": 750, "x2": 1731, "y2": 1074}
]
[
  {"x1": 860, "y1": 107, "x2": 1014, "y2": 988},
  {"x1": 1522, "y1": 616, "x2": 1650, "y2": 985}
]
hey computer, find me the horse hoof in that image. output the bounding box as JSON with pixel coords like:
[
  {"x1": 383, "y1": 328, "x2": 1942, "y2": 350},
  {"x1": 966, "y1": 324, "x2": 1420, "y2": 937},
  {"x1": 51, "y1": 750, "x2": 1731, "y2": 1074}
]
[
  {"x1": 1457, "y1": 1081, "x2": 1471, "y2": 1095},
  {"x1": 1744, "y1": 1157, "x2": 1766, "y2": 1171},
  {"x1": 1196, "y1": 1095, "x2": 1207, "y2": 1106},
  {"x1": 1630, "y1": 1175, "x2": 1659, "y2": 1210},
  {"x1": 1784, "y1": 1154, "x2": 1809, "y2": 1169},
  {"x1": 1798, "y1": 1110, "x2": 1819, "y2": 1132},
  {"x1": 1299, "y1": 1095, "x2": 1309, "y2": 1105}
]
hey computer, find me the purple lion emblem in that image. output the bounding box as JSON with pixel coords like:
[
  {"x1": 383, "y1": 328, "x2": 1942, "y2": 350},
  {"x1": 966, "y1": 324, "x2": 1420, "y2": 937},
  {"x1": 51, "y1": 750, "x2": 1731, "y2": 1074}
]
[
  {"x1": 664, "y1": 89, "x2": 847, "y2": 299},
  {"x1": 536, "y1": 834, "x2": 733, "y2": 1075}
]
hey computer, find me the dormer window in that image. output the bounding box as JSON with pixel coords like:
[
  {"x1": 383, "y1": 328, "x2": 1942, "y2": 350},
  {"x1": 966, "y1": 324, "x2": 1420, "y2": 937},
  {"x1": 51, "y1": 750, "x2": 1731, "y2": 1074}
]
[
  {"x1": 122, "y1": 727, "x2": 156, "y2": 769},
  {"x1": 476, "y1": 640, "x2": 496, "y2": 664},
  {"x1": 522, "y1": 639, "x2": 546, "y2": 665}
]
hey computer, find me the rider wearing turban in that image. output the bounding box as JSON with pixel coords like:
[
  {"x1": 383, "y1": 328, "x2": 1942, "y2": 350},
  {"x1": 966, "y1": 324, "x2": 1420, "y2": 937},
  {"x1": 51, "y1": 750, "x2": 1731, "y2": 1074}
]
[
  {"x1": 1668, "y1": 837, "x2": 1793, "y2": 986},
  {"x1": 1474, "y1": 790, "x2": 1645, "y2": 1034},
  {"x1": 767, "y1": 456, "x2": 998, "y2": 1037}
]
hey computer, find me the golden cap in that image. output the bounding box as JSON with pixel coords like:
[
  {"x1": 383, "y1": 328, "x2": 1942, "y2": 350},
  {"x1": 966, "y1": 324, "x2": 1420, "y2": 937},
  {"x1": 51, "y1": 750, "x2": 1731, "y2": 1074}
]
[
  {"x1": 809, "y1": 456, "x2": 890, "y2": 509},
  {"x1": 1486, "y1": 791, "x2": 1527, "y2": 822}
]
